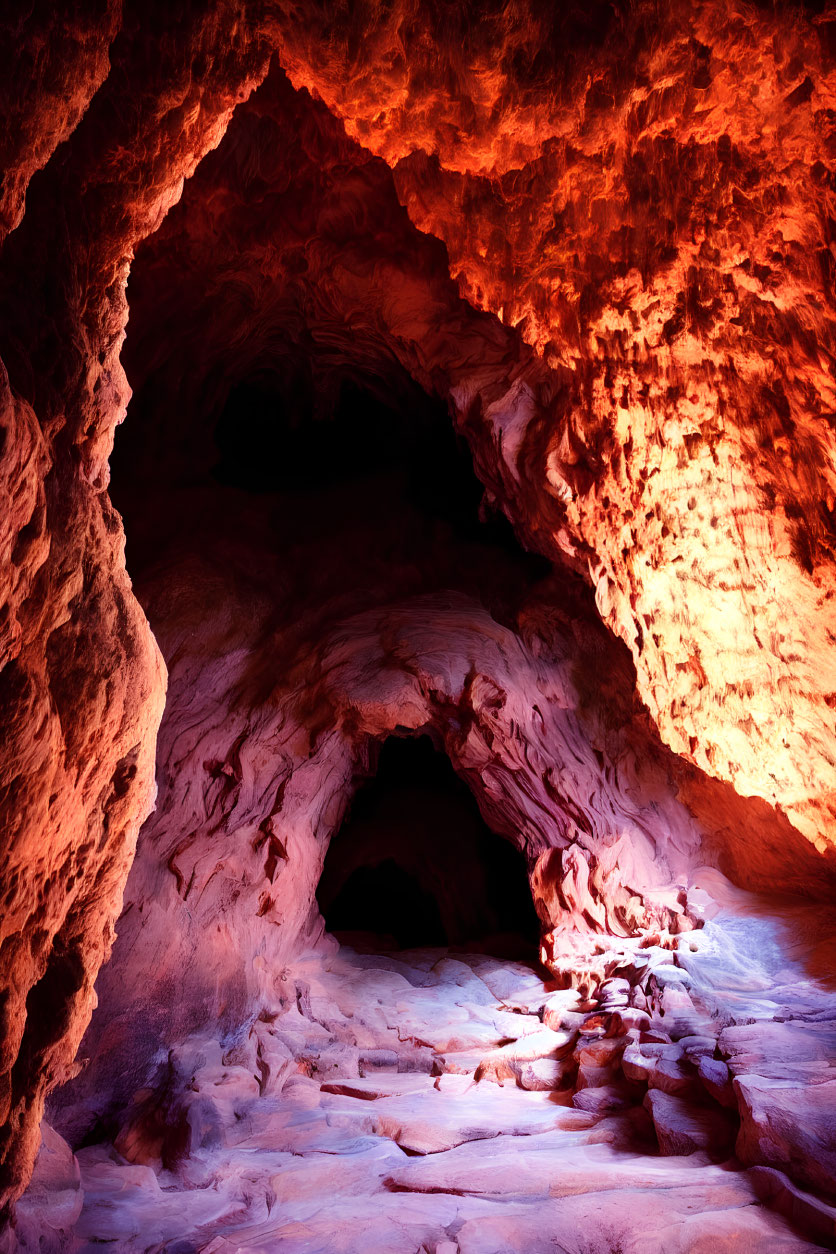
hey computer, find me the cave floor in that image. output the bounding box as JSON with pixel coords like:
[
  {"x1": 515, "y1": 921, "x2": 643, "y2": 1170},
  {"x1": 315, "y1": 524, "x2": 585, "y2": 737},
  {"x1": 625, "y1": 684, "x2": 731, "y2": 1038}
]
[{"x1": 34, "y1": 879, "x2": 836, "y2": 1254}]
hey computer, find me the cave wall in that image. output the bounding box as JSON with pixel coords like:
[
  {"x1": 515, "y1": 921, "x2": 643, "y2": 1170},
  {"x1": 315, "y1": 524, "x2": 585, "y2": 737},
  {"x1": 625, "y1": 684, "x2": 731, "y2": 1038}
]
[
  {"x1": 114, "y1": 53, "x2": 833, "y2": 901},
  {"x1": 52, "y1": 559, "x2": 703, "y2": 1143},
  {"x1": 2, "y1": 0, "x2": 836, "y2": 1214},
  {"x1": 0, "y1": 0, "x2": 275, "y2": 1209},
  {"x1": 279, "y1": 0, "x2": 836, "y2": 848}
]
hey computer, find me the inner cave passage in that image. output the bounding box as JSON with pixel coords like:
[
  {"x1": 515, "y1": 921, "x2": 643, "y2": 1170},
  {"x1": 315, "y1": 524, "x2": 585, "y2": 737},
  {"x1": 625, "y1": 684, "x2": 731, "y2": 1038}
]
[
  {"x1": 316, "y1": 735, "x2": 541, "y2": 958},
  {"x1": 110, "y1": 356, "x2": 552, "y2": 601}
]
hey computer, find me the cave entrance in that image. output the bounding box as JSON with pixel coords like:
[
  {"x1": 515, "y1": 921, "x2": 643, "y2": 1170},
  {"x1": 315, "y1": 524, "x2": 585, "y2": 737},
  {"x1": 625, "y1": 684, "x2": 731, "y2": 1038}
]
[{"x1": 316, "y1": 735, "x2": 541, "y2": 959}]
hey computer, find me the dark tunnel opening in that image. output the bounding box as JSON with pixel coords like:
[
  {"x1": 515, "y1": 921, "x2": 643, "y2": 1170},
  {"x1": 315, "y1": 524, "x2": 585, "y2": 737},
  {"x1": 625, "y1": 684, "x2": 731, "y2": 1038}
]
[
  {"x1": 109, "y1": 352, "x2": 552, "y2": 603},
  {"x1": 316, "y1": 735, "x2": 542, "y2": 957},
  {"x1": 210, "y1": 368, "x2": 552, "y2": 571}
]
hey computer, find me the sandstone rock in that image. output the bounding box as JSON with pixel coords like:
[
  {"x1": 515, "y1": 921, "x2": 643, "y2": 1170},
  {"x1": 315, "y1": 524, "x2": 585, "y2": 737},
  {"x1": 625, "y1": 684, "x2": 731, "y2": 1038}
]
[
  {"x1": 359, "y1": 1050, "x2": 400, "y2": 1075},
  {"x1": 698, "y1": 1057, "x2": 736, "y2": 1109},
  {"x1": 644, "y1": 1090, "x2": 736, "y2": 1157},
  {"x1": 516, "y1": 1059, "x2": 573, "y2": 1093},
  {"x1": 573, "y1": 1085, "x2": 635, "y2": 1116},
  {"x1": 5, "y1": 1123, "x2": 82, "y2": 1244},
  {"x1": 622, "y1": 1042, "x2": 698, "y2": 1098},
  {"x1": 12, "y1": 947, "x2": 834, "y2": 1251},
  {"x1": 748, "y1": 1164, "x2": 836, "y2": 1248},
  {"x1": 322, "y1": 1080, "x2": 595, "y2": 1155},
  {"x1": 4, "y1": 7, "x2": 836, "y2": 1249},
  {"x1": 735, "y1": 1075, "x2": 836, "y2": 1196},
  {"x1": 295, "y1": 1, "x2": 836, "y2": 855}
]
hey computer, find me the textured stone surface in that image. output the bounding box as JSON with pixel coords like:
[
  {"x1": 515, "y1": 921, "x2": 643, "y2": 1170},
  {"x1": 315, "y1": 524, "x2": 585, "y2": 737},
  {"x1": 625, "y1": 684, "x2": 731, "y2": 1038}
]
[
  {"x1": 3, "y1": 0, "x2": 836, "y2": 1240},
  {"x1": 644, "y1": 1088, "x2": 735, "y2": 1157},
  {"x1": 735, "y1": 1076, "x2": 836, "y2": 1196},
  {"x1": 0, "y1": 0, "x2": 271, "y2": 1209},
  {"x1": 0, "y1": 3, "x2": 119, "y2": 240},
  {"x1": 279, "y1": 0, "x2": 836, "y2": 850},
  {"x1": 54, "y1": 549, "x2": 705, "y2": 1131},
  {"x1": 7, "y1": 942, "x2": 830, "y2": 1251}
]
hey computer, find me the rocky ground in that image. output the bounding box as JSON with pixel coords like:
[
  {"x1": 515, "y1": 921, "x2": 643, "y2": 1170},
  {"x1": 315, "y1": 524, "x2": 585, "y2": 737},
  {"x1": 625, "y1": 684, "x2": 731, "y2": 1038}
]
[{"x1": 7, "y1": 870, "x2": 836, "y2": 1253}]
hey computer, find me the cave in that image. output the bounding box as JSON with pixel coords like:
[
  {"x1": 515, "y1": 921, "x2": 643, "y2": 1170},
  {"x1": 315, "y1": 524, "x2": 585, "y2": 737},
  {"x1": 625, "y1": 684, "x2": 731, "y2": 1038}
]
[
  {"x1": 317, "y1": 735, "x2": 541, "y2": 955},
  {"x1": 4, "y1": 4, "x2": 836, "y2": 1253}
]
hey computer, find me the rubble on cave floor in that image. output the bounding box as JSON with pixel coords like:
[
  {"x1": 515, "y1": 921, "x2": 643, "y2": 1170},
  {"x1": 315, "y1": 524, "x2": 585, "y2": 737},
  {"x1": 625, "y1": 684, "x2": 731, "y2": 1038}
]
[{"x1": 12, "y1": 874, "x2": 836, "y2": 1254}]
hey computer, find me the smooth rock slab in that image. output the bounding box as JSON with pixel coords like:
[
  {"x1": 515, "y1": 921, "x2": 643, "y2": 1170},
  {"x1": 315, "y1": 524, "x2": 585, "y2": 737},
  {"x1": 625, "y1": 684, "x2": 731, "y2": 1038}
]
[
  {"x1": 320, "y1": 1075, "x2": 431, "y2": 1101},
  {"x1": 196, "y1": 1191, "x2": 463, "y2": 1254},
  {"x1": 735, "y1": 1074, "x2": 836, "y2": 1195},
  {"x1": 721, "y1": 1019, "x2": 836, "y2": 1079},
  {"x1": 644, "y1": 1089, "x2": 736, "y2": 1156},
  {"x1": 15, "y1": 1123, "x2": 82, "y2": 1232},
  {"x1": 73, "y1": 1147, "x2": 231, "y2": 1244},
  {"x1": 321, "y1": 1082, "x2": 596, "y2": 1154},
  {"x1": 387, "y1": 1132, "x2": 741, "y2": 1199},
  {"x1": 453, "y1": 1188, "x2": 815, "y2": 1254}
]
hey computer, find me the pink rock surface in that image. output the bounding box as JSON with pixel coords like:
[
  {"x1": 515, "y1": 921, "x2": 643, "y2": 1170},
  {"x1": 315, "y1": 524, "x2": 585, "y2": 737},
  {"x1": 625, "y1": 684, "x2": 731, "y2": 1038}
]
[
  {"x1": 11, "y1": 946, "x2": 826, "y2": 1251},
  {"x1": 735, "y1": 1076, "x2": 836, "y2": 1196},
  {"x1": 3, "y1": 5, "x2": 836, "y2": 1248},
  {"x1": 644, "y1": 1089, "x2": 735, "y2": 1157}
]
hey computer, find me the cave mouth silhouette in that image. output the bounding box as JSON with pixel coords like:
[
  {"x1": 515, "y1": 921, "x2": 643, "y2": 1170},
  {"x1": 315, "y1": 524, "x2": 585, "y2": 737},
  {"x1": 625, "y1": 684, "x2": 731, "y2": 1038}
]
[{"x1": 316, "y1": 735, "x2": 542, "y2": 958}]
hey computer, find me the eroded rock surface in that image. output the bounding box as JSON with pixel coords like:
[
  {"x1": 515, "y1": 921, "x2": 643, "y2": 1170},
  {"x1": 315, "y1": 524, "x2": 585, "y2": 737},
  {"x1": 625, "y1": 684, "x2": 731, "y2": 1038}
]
[
  {"x1": 14, "y1": 901, "x2": 836, "y2": 1252},
  {"x1": 280, "y1": 0, "x2": 836, "y2": 848},
  {"x1": 2, "y1": 1, "x2": 836, "y2": 1247}
]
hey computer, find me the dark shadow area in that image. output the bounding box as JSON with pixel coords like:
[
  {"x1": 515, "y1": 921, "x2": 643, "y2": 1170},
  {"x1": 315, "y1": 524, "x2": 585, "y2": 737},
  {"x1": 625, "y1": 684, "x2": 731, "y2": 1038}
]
[
  {"x1": 325, "y1": 861, "x2": 448, "y2": 949},
  {"x1": 109, "y1": 353, "x2": 552, "y2": 632},
  {"x1": 210, "y1": 369, "x2": 552, "y2": 570},
  {"x1": 110, "y1": 346, "x2": 556, "y2": 589},
  {"x1": 317, "y1": 735, "x2": 541, "y2": 957}
]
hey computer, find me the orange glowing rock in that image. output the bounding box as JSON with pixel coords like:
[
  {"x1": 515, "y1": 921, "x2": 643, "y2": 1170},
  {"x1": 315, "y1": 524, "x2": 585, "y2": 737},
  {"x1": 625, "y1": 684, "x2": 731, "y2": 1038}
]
[{"x1": 278, "y1": 1, "x2": 836, "y2": 848}]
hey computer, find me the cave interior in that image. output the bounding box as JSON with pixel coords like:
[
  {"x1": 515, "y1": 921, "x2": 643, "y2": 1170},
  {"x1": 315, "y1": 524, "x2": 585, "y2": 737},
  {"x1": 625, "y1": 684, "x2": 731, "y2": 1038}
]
[{"x1": 4, "y1": 3, "x2": 836, "y2": 1252}]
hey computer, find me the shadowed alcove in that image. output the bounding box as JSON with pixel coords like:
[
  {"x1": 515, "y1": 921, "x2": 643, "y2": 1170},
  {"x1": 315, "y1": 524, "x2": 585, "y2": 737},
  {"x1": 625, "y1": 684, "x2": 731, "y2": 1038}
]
[{"x1": 316, "y1": 735, "x2": 541, "y2": 956}]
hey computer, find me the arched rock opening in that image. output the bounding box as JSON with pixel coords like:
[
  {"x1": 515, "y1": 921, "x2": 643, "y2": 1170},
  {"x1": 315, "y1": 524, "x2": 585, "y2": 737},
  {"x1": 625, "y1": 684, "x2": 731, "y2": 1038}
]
[
  {"x1": 4, "y1": 8, "x2": 836, "y2": 1252},
  {"x1": 317, "y1": 735, "x2": 541, "y2": 956}
]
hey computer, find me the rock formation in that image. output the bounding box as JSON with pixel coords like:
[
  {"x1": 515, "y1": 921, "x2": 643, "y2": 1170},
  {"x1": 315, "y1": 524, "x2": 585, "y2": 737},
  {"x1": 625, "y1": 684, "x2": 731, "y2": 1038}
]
[{"x1": 2, "y1": 2, "x2": 836, "y2": 1251}]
